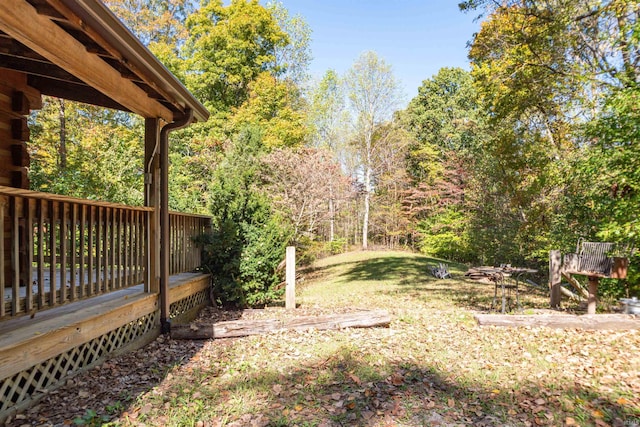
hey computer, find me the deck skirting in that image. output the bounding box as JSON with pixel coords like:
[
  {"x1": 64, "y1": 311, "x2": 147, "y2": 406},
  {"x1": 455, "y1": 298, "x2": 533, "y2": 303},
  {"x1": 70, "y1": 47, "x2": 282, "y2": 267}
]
[{"x1": 0, "y1": 272, "x2": 210, "y2": 421}]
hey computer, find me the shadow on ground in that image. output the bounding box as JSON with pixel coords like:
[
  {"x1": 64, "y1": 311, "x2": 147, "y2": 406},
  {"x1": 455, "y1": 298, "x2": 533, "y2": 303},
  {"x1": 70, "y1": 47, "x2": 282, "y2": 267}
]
[
  {"x1": 338, "y1": 254, "x2": 549, "y2": 313},
  {"x1": 98, "y1": 342, "x2": 638, "y2": 426}
]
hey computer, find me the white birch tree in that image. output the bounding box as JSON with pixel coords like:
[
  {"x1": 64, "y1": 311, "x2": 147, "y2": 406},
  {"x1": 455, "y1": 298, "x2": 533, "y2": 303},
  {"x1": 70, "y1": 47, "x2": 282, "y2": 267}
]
[{"x1": 344, "y1": 51, "x2": 402, "y2": 249}]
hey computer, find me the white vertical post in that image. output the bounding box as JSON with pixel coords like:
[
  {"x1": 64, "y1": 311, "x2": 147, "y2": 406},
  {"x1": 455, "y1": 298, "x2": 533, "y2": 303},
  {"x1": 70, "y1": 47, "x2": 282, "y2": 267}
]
[{"x1": 286, "y1": 246, "x2": 296, "y2": 310}]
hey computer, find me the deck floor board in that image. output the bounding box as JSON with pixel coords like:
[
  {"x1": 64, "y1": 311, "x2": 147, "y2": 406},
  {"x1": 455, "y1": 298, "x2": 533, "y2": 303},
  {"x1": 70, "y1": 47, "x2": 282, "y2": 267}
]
[{"x1": 0, "y1": 272, "x2": 208, "y2": 347}]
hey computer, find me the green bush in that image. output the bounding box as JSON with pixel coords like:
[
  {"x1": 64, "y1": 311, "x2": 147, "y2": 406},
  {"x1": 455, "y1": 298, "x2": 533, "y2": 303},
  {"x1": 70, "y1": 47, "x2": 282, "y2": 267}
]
[
  {"x1": 200, "y1": 126, "x2": 291, "y2": 307},
  {"x1": 327, "y1": 238, "x2": 348, "y2": 255},
  {"x1": 417, "y1": 209, "x2": 474, "y2": 262}
]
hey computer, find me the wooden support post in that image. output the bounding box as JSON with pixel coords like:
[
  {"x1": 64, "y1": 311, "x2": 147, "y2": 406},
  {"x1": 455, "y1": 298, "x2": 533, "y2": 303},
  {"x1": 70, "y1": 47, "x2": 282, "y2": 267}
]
[
  {"x1": 286, "y1": 246, "x2": 296, "y2": 310},
  {"x1": 587, "y1": 276, "x2": 598, "y2": 315},
  {"x1": 144, "y1": 118, "x2": 160, "y2": 294},
  {"x1": 549, "y1": 250, "x2": 562, "y2": 309}
]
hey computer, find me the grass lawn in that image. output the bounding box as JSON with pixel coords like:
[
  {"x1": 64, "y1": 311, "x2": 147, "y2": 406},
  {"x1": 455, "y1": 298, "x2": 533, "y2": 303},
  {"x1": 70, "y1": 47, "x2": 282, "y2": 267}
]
[{"x1": 22, "y1": 250, "x2": 640, "y2": 427}]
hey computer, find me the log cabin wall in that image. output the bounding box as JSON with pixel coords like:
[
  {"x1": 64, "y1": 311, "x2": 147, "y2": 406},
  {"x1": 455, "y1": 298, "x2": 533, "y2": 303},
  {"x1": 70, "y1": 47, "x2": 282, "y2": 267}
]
[
  {"x1": 0, "y1": 69, "x2": 41, "y2": 188},
  {"x1": 0, "y1": 69, "x2": 41, "y2": 288}
]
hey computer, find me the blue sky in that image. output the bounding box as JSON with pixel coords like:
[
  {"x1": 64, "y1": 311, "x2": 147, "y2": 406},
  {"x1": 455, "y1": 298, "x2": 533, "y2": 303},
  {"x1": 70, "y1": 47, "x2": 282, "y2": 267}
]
[{"x1": 279, "y1": 0, "x2": 481, "y2": 104}]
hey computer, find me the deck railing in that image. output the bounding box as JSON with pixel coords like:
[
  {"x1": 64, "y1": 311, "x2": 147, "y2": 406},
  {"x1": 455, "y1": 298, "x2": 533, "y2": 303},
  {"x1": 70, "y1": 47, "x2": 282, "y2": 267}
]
[
  {"x1": 0, "y1": 186, "x2": 212, "y2": 320},
  {"x1": 169, "y1": 211, "x2": 211, "y2": 275},
  {"x1": 0, "y1": 186, "x2": 152, "y2": 319}
]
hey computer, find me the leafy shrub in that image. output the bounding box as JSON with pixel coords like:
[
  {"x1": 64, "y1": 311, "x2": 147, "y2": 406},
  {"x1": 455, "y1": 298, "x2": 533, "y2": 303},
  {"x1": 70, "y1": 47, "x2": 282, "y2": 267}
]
[
  {"x1": 327, "y1": 238, "x2": 348, "y2": 255},
  {"x1": 200, "y1": 127, "x2": 291, "y2": 307},
  {"x1": 417, "y1": 209, "x2": 474, "y2": 262}
]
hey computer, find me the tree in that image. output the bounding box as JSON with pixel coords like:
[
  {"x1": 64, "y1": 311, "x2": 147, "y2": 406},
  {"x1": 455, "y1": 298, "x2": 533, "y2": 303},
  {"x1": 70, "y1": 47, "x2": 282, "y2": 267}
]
[
  {"x1": 266, "y1": 1, "x2": 312, "y2": 86},
  {"x1": 183, "y1": 0, "x2": 288, "y2": 113},
  {"x1": 105, "y1": 0, "x2": 194, "y2": 79},
  {"x1": 261, "y1": 147, "x2": 353, "y2": 242},
  {"x1": 230, "y1": 72, "x2": 309, "y2": 148},
  {"x1": 307, "y1": 70, "x2": 351, "y2": 241},
  {"x1": 201, "y1": 126, "x2": 291, "y2": 307},
  {"x1": 344, "y1": 51, "x2": 403, "y2": 249},
  {"x1": 367, "y1": 121, "x2": 413, "y2": 248},
  {"x1": 460, "y1": 0, "x2": 640, "y2": 271},
  {"x1": 29, "y1": 99, "x2": 144, "y2": 205}
]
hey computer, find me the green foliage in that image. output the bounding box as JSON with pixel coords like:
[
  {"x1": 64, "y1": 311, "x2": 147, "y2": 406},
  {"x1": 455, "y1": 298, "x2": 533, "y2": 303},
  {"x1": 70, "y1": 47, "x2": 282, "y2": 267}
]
[
  {"x1": 230, "y1": 72, "x2": 309, "y2": 148},
  {"x1": 29, "y1": 99, "x2": 144, "y2": 205},
  {"x1": 404, "y1": 67, "x2": 482, "y2": 155},
  {"x1": 266, "y1": 1, "x2": 313, "y2": 85},
  {"x1": 200, "y1": 127, "x2": 291, "y2": 307},
  {"x1": 72, "y1": 409, "x2": 109, "y2": 426},
  {"x1": 417, "y1": 209, "x2": 473, "y2": 263},
  {"x1": 184, "y1": 0, "x2": 288, "y2": 113},
  {"x1": 584, "y1": 85, "x2": 640, "y2": 243},
  {"x1": 327, "y1": 238, "x2": 348, "y2": 255}
]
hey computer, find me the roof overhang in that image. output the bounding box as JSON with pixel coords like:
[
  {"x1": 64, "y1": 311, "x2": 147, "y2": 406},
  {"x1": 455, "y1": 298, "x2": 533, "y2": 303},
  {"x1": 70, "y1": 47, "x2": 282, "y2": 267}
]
[{"x1": 0, "y1": 0, "x2": 209, "y2": 123}]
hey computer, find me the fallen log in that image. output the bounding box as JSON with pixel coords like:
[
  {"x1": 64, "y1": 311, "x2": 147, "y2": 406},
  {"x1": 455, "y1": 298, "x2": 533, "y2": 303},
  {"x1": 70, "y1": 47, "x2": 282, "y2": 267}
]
[
  {"x1": 475, "y1": 313, "x2": 640, "y2": 330},
  {"x1": 171, "y1": 310, "x2": 391, "y2": 340}
]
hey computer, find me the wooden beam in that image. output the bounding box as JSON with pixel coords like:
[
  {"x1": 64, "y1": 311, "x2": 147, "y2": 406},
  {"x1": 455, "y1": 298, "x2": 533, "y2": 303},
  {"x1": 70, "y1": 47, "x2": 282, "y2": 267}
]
[
  {"x1": 27, "y1": 75, "x2": 128, "y2": 112},
  {"x1": 0, "y1": 0, "x2": 173, "y2": 120},
  {"x1": 171, "y1": 310, "x2": 392, "y2": 340},
  {"x1": 43, "y1": 0, "x2": 187, "y2": 114},
  {"x1": 561, "y1": 272, "x2": 590, "y2": 299},
  {"x1": 169, "y1": 273, "x2": 210, "y2": 304},
  {"x1": 587, "y1": 276, "x2": 598, "y2": 315},
  {"x1": 475, "y1": 313, "x2": 640, "y2": 330}
]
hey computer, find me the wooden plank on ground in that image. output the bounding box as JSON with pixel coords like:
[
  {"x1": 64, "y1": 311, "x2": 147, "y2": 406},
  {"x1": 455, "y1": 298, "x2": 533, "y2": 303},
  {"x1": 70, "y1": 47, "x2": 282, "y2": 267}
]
[
  {"x1": 475, "y1": 313, "x2": 640, "y2": 330},
  {"x1": 171, "y1": 310, "x2": 391, "y2": 340}
]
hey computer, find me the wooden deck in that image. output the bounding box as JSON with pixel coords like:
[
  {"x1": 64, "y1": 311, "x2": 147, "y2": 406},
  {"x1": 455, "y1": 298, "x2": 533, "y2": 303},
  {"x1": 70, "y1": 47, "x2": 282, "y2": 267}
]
[{"x1": 0, "y1": 272, "x2": 210, "y2": 418}]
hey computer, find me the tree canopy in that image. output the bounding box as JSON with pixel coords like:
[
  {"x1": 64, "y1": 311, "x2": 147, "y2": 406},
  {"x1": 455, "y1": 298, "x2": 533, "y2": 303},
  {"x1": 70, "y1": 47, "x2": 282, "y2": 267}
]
[{"x1": 28, "y1": 0, "x2": 640, "y2": 304}]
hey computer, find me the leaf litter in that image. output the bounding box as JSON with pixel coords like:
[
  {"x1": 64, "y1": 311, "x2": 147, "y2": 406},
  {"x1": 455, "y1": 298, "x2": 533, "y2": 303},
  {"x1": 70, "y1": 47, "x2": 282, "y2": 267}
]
[{"x1": 6, "y1": 251, "x2": 640, "y2": 427}]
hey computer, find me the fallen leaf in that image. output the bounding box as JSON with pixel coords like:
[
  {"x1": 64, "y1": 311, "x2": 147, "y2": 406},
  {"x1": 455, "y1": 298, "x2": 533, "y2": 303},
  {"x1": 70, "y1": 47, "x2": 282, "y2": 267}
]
[
  {"x1": 565, "y1": 417, "x2": 577, "y2": 426},
  {"x1": 447, "y1": 398, "x2": 455, "y2": 407},
  {"x1": 347, "y1": 372, "x2": 362, "y2": 385},
  {"x1": 616, "y1": 397, "x2": 631, "y2": 406},
  {"x1": 390, "y1": 373, "x2": 404, "y2": 386}
]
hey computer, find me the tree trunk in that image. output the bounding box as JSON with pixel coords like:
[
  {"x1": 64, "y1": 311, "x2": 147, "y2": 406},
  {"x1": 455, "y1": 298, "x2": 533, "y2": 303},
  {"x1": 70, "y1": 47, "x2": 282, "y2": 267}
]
[
  {"x1": 362, "y1": 153, "x2": 371, "y2": 250},
  {"x1": 329, "y1": 183, "x2": 335, "y2": 242},
  {"x1": 171, "y1": 310, "x2": 391, "y2": 339},
  {"x1": 549, "y1": 250, "x2": 562, "y2": 308},
  {"x1": 58, "y1": 98, "x2": 67, "y2": 170}
]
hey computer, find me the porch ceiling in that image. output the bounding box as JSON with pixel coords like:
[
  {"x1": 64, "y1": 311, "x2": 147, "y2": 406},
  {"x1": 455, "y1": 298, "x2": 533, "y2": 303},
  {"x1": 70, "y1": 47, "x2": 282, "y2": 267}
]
[{"x1": 0, "y1": 0, "x2": 209, "y2": 123}]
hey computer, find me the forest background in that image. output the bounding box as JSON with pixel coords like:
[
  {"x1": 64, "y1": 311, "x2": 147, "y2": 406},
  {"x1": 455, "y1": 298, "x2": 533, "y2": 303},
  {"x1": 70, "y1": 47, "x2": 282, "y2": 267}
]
[{"x1": 27, "y1": 0, "x2": 640, "y2": 306}]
